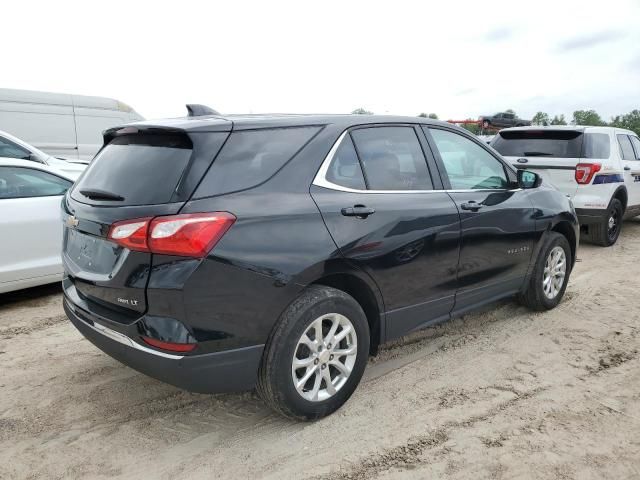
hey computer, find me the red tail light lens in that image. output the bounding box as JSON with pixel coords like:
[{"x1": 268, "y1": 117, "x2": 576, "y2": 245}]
[
  {"x1": 575, "y1": 163, "x2": 601, "y2": 184},
  {"x1": 149, "y1": 212, "x2": 236, "y2": 257},
  {"x1": 141, "y1": 336, "x2": 197, "y2": 352},
  {"x1": 108, "y1": 217, "x2": 151, "y2": 252},
  {"x1": 107, "y1": 212, "x2": 236, "y2": 257}
]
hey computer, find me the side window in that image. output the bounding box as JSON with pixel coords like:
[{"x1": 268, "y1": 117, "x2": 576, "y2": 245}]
[
  {"x1": 629, "y1": 136, "x2": 640, "y2": 160},
  {"x1": 350, "y1": 127, "x2": 433, "y2": 190},
  {"x1": 0, "y1": 136, "x2": 30, "y2": 160},
  {"x1": 325, "y1": 135, "x2": 366, "y2": 190},
  {"x1": 429, "y1": 128, "x2": 509, "y2": 190},
  {"x1": 617, "y1": 134, "x2": 636, "y2": 160},
  {"x1": 195, "y1": 126, "x2": 320, "y2": 197},
  {"x1": 582, "y1": 133, "x2": 611, "y2": 159},
  {"x1": 0, "y1": 167, "x2": 72, "y2": 199}
]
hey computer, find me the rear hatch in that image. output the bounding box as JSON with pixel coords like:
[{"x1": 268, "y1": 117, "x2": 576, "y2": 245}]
[
  {"x1": 491, "y1": 128, "x2": 601, "y2": 198},
  {"x1": 62, "y1": 124, "x2": 230, "y2": 322}
]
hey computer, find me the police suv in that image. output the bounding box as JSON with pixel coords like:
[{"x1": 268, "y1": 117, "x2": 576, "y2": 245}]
[{"x1": 492, "y1": 126, "x2": 640, "y2": 246}]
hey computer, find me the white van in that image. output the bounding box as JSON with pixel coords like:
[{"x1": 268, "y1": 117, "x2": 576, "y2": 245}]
[{"x1": 0, "y1": 88, "x2": 144, "y2": 162}]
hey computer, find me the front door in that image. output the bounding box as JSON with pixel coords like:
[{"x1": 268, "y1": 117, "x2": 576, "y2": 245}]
[
  {"x1": 425, "y1": 126, "x2": 537, "y2": 314},
  {"x1": 311, "y1": 125, "x2": 461, "y2": 340}
]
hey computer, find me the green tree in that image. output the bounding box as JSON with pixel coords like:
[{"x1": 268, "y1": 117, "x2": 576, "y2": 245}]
[
  {"x1": 532, "y1": 112, "x2": 550, "y2": 126},
  {"x1": 418, "y1": 112, "x2": 438, "y2": 119},
  {"x1": 351, "y1": 108, "x2": 373, "y2": 115},
  {"x1": 610, "y1": 110, "x2": 640, "y2": 136},
  {"x1": 572, "y1": 110, "x2": 605, "y2": 126},
  {"x1": 462, "y1": 119, "x2": 481, "y2": 135},
  {"x1": 550, "y1": 114, "x2": 567, "y2": 125}
]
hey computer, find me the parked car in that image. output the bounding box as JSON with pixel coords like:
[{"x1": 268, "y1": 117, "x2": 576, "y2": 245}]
[
  {"x1": 479, "y1": 112, "x2": 531, "y2": 129},
  {"x1": 0, "y1": 88, "x2": 144, "y2": 162},
  {"x1": 62, "y1": 109, "x2": 578, "y2": 420},
  {"x1": 0, "y1": 158, "x2": 75, "y2": 293},
  {"x1": 491, "y1": 126, "x2": 640, "y2": 246},
  {"x1": 0, "y1": 129, "x2": 85, "y2": 179}
]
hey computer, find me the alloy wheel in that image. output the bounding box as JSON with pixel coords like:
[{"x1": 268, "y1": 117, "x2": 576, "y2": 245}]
[
  {"x1": 291, "y1": 313, "x2": 358, "y2": 402},
  {"x1": 543, "y1": 246, "x2": 566, "y2": 300}
]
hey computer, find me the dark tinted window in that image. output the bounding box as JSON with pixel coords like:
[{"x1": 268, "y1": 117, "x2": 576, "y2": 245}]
[
  {"x1": 0, "y1": 136, "x2": 30, "y2": 160},
  {"x1": 0, "y1": 166, "x2": 72, "y2": 199},
  {"x1": 325, "y1": 135, "x2": 366, "y2": 190},
  {"x1": 492, "y1": 130, "x2": 583, "y2": 158},
  {"x1": 582, "y1": 133, "x2": 610, "y2": 159},
  {"x1": 350, "y1": 127, "x2": 432, "y2": 190},
  {"x1": 195, "y1": 126, "x2": 320, "y2": 197},
  {"x1": 72, "y1": 133, "x2": 194, "y2": 206},
  {"x1": 618, "y1": 134, "x2": 636, "y2": 160},
  {"x1": 430, "y1": 128, "x2": 508, "y2": 190},
  {"x1": 630, "y1": 136, "x2": 640, "y2": 160}
]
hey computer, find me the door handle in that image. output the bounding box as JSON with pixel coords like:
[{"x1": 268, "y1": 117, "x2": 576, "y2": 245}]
[
  {"x1": 460, "y1": 201, "x2": 483, "y2": 211},
  {"x1": 341, "y1": 205, "x2": 376, "y2": 218},
  {"x1": 624, "y1": 166, "x2": 631, "y2": 171}
]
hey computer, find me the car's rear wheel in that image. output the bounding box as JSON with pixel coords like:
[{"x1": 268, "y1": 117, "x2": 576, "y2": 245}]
[
  {"x1": 518, "y1": 232, "x2": 571, "y2": 311},
  {"x1": 257, "y1": 285, "x2": 370, "y2": 420},
  {"x1": 585, "y1": 198, "x2": 623, "y2": 247}
]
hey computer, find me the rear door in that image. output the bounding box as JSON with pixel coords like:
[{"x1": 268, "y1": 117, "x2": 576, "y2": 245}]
[
  {"x1": 426, "y1": 126, "x2": 536, "y2": 313},
  {"x1": 617, "y1": 133, "x2": 640, "y2": 207},
  {"x1": 0, "y1": 166, "x2": 73, "y2": 286},
  {"x1": 492, "y1": 129, "x2": 584, "y2": 198},
  {"x1": 62, "y1": 128, "x2": 229, "y2": 319},
  {"x1": 311, "y1": 125, "x2": 461, "y2": 339}
]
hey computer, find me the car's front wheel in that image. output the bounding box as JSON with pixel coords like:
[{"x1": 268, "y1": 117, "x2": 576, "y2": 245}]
[
  {"x1": 518, "y1": 232, "x2": 572, "y2": 311},
  {"x1": 257, "y1": 285, "x2": 370, "y2": 420}
]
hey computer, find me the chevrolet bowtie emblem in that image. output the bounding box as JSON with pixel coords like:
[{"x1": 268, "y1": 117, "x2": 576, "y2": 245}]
[{"x1": 66, "y1": 215, "x2": 79, "y2": 228}]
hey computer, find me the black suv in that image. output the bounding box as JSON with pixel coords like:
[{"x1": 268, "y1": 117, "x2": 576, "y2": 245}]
[{"x1": 62, "y1": 109, "x2": 578, "y2": 420}]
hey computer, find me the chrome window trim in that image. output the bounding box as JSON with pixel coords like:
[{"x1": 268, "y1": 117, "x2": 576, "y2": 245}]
[{"x1": 312, "y1": 129, "x2": 520, "y2": 195}]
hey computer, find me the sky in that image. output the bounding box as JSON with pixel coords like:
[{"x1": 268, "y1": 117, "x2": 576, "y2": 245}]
[{"x1": 2, "y1": 0, "x2": 639, "y2": 122}]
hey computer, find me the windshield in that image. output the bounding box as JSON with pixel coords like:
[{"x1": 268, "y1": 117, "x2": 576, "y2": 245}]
[
  {"x1": 492, "y1": 130, "x2": 583, "y2": 158},
  {"x1": 71, "y1": 133, "x2": 193, "y2": 205}
]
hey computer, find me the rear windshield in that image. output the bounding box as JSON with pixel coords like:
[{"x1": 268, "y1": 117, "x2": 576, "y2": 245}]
[
  {"x1": 492, "y1": 130, "x2": 610, "y2": 159},
  {"x1": 72, "y1": 133, "x2": 193, "y2": 206},
  {"x1": 194, "y1": 126, "x2": 320, "y2": 198}
]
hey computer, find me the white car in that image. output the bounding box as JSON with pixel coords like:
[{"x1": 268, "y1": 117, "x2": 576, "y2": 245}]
[
  {"x1": 491, "y1": 126, "x2": 640, "y2": 246},
  {"x1": 0, "y1": 129, "x2": 86, "y2": 179},
  {"x1": 0, "y1": 158, "x2": 75, "y2": 293}
]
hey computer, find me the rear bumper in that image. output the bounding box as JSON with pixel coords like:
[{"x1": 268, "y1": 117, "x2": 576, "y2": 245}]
[{"x1": 64, "y1": 297, "x2": 264, "y2": 393}]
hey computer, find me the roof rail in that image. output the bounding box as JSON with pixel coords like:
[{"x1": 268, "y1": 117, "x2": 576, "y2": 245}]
[{"x1": 186, "y1": 104, "x2": 221, "y2": 117}]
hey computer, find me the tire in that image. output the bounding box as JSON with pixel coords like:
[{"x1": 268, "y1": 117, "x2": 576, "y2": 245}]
[
  {"x1": 256, "y1": 285, "x2": 370, "y2": 420},
  {"x1": 518, "y1": 232, "x2": 572, "y2": 311},
  {"x1": 584, "y1": 198, "x2": 623, "y2": 247}
]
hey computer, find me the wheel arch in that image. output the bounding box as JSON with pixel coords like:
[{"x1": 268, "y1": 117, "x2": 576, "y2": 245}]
[
  {"x1": 550, "y1": 219, "x2": 577, "y2": 267},
  {"x1": 612, "y1": 185, "x2": 628, "y2": 212},
  {"x1": 301, "y1": 264, "x2": 385, "y2": 356}
]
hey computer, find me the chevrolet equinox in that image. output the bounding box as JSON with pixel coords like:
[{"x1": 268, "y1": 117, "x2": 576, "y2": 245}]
[{"x1": 62, "y1": 107, "x2": 578, "y2": 420}]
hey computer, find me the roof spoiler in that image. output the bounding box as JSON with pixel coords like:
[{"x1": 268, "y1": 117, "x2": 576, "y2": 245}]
[{"x1": 186, "y1": 104, "x2": 221, "y2": 117}]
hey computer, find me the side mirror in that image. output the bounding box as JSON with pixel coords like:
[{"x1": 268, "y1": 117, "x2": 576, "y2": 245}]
[{"x1": 517, "y1": 169, "x2": 541, "y2": 189}]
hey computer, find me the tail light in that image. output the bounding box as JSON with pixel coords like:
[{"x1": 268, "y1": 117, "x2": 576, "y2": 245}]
[
  {"x1": 575, "y1": 163, "x2": 601, "y2": 184},
  {"x1": 107, "y1": 212, "x2": 236, "y2": 257}
]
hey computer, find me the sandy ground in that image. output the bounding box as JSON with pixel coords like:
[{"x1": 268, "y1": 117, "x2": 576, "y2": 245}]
[{"x1": 1, "y1": 222, "x2": 640, "y2": 480}]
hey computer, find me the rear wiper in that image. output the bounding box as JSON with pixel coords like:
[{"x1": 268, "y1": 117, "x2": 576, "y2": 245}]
[
  {"x1": 523, "y1": 151, "x2": 553, "y2": 157},
  {"x1": 79, "y1": 189, "x2": 125, "y2": 201}
]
